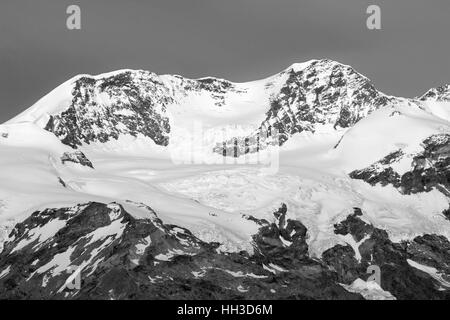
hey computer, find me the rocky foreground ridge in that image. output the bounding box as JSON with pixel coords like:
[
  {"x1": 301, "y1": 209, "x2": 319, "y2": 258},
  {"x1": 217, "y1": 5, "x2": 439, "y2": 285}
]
[{"x1": 0, "y1": 203, "x2": 448, "y2": 300}]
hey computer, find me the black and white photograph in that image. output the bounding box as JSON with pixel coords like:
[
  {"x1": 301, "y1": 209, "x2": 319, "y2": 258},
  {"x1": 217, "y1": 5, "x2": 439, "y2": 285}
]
[{"x1": 0, "y1": 0, "x2": 450, "y2": 306}]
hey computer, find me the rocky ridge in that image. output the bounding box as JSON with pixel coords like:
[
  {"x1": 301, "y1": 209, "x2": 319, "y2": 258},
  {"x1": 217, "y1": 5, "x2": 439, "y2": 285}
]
[{"x1": 0, "y1": 203, "x2": 448, "y2": 300}]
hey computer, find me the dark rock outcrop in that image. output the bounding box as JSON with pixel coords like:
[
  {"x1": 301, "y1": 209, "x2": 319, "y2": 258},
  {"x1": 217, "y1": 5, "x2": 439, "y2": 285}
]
[
  {"x1": 322, "y1": 208, "x2": 450, "y2": 300},
  {"x1": 44, "y1": 72, "x2": 172, "y2": 149},
  {"x1": 251, "y1": 204, "x2": 309, "y2": 268},
  {"x1": 350, "y1": 134, "x2": 450, "y2": 196},
  {"x1": 419, "y1": 84, "x2": 450, "y2": 102},
  {"x1": 1, "y1": 203, "x2": 448, "y2": 300},
  {"x1": 61, "y1": 151, "x2": 94, "y2": 168},
  {"x1": 0, "y1": 202, "x2": 359, "y2": 300}
]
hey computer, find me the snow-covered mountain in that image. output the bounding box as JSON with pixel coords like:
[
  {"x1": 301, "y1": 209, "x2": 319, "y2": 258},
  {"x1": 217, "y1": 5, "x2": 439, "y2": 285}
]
[
  {"x1": 420, "y1": 84, "x2": 450, "y2": 102},
  {"x1": 1, "y1": 59, "x2": 450, "y2": 299}
]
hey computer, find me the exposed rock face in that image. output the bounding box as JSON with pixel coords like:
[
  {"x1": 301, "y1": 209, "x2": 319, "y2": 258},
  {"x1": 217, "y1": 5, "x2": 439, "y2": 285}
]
[
  {"x1": 350, "y1": 134, "x2": 450, "y2": 197},
  {"x1": 251, "y1": 204, "x2": 309, "y2": 268},
  {"x1": 184, "y1": 77, "x2": 246, "y2": 107},
  {"x1": 322, "y1": 208, "x2": 450, "y2": 300},
  {"x1": 1, "y1": 203, "x2": 448, "y2": 300},
  {"x1": 443, "y1": 206, "x2": 450, "y2": 221},
  {"x1": 44, "y1": 72, "x2": 172, "y2": 149},
  {"x1": 0, "y1": 202, "x2": 359, "y2": 300},
  {"x1": 406, "y1": 234, "x2": 450, "y2": 275},
  {"x1": 419, "y1": 84, "x2": 450, "y2": 102},
  {"x1": 61, "y1": 151, "x2": 94, "y2": 168},
  {"x1": 41, "y1": 71, "x2": 248, "y2": 150},
  {"x1": 214, "y1": 59, "x2": 393, "y2": 156}
]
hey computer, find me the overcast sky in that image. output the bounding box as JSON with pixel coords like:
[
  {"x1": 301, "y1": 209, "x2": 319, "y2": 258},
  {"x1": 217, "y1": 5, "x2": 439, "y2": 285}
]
[{"x1": 1, "y1": 0, "x2": 449, "y2": 123}]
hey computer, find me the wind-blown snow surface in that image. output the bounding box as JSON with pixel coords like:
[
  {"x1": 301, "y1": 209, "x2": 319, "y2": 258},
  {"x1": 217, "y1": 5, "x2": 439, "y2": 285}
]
[{"x1": 1, "y1": 59, "x2": 450, "y2": 265}]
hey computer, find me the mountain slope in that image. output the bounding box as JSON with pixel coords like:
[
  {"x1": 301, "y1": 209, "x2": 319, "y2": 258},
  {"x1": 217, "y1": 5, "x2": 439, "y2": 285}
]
[
  {"x1": 2, "y1": 202, "x2": 449, "y2": 299},
  {"x1": 215, "y1": 59, "x2": 396, "y2": 156}
]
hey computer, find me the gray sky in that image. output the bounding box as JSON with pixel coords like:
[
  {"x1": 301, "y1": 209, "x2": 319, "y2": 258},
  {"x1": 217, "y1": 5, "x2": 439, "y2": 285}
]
[{"x1": 1, "y1": 0, "x2": 449, "y2": 123}]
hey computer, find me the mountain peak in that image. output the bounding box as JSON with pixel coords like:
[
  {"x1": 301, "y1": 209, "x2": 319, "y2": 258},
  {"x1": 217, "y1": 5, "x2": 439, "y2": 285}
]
[
  {"x1": 284, "y1": 59, "x2": 356, "y2": 75},
  {"x1": 419, "y1": 84, "x2": 450, "y2": 101}
]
